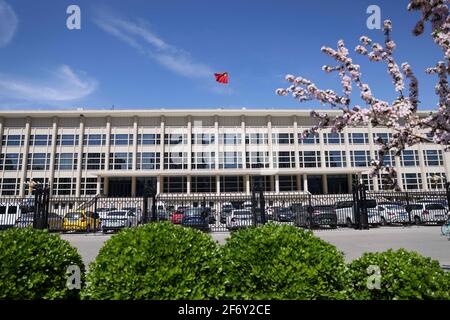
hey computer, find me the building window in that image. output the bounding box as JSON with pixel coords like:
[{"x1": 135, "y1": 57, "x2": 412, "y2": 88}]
[
  {"x1": 351, "y1": 174, "x2": 374, "y2": 191},
  {"x1": 109, "y1": 153, "x2": 133, "y2": 170},
  {"x1": 83, "y1": 134, "x2": 106, "y2": 146},
  {"x1": 219, "y1": 152, "x2": 242, "y2": 169},
  {"x1": 52, "y1": 177, "x2": 76, "y2": 196},
  {"x1": 138, "y1": 134, "x2": 161, "y2": 145},
  {"x1": 220, "y1": 176, "x2": 244, "y2": 193},
  {"x1": 426, "y1": 173, "x2": 447, "y2": 190},
  {"x1": 372, "y1": 132, "x2": 392, "y2": 144},
  {"x1": 250, "y1": 176, "x2": 272, "y2": 192},
  {"x1": 350, "y1": 150, "x2": 371, "y2": 167},
  {"x1": 402, "y1": 173, "x2": 422, "y2": 190},
  {"x1": 219, "y1": 133, "x2": 241, "y2": 145},
  {"x1": 2, "y1": 135, "x2": 24, "y2": 146},
  {"x1": 423, "y1": 150, "x2": 443, "y2": 166},
  {"x1": 298, "y1": 132, "x2": 319, "y2": 144},
  {"x1": 279, "y1": 175, "x2": 298, "y2": 192},
  {"x1": 327, "y1": 175, "x2": 349, "y2": 194},
  {"x1": 137, "y1": 152, "x2": 160, "y2": 170},
  {"x1": 164, "y1": 134, "x2": 186, "y2": 145},
  {"x1": 82, "y1": 153, "x2": 105, "y2": 170},
  {"x1": 27, "y1": 153, "x2": 50, "y2": 170},
  {"x1": 245, "y1": 133, "x2": 268, "y2": 145},
  {"x1": 324, "y1": 132, "x2": 344, "y2": 144},
  {"x1": 273, "y1": 151, "x2": 296, "y2": 168},
  {"x1": 0, "y1": 178, "x2": 20, "y2": 196},
  {"x1": 191, "y1": 152, "x2": 215, "y2": 169},
  {"x1": 164, "y1": 152, "x2": 188, "y2": 170},
  {"x1": 246, "y1": 152, "x2": 269, "y2": 169},
  {"x1": 299, "y1": 151, "x2": 321, "y2": 168},
  {"x1": 29, "y1": 134, "x2": 51, "y2": 146},
  {"x1": 192, "y1": 133, "x2": 215, "y2": 145},
  {"x1": 325, "y1": 151, "x2": 347, "y2": 168},
  {"x1": 401, "y1": 150, "x2": 419, "y2": 167},
  {"x1": 57, "y1": 134, "x2": 79, "y2": 146},
  {"x1": 0, "y1": 153, "x2": 23, "y2": 171},
  {"x1": 375, "y1": 150, "x2": 396, "y2": 167},
  {"x1": 111, "y1": 134, "x2": 133, "y2": 145},
  {"x1": 24, "y1": 178, "x2": 50, "y2": 196},
  {"x1": 378, "y1": 174, "x2": 395, "y2": 191},
  {"x1": 54, "y1": 153, "x2": 78, "y2": 170},
  {"x1": 272, "y1": 133, "x2": 294, "y2": 144},
  {"x1": 163, "y1": 176, "x2": 187, "y2": 193},
  {"x1": 348, "y1": 133, "x2": 368, "y2": 144},
  {"x1": 80, "y1": 178, "x2": 100, "y2": 195},
  {"x1": 191, "y1": 176, "x2": 216, "y2": 193}
]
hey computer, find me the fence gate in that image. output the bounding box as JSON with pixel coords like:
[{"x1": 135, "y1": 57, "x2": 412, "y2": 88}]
[
  {"x1": 352, "y1": 181, "x2": 369, "y2": 230},
  {"x1": 33, "y1": 185, "x2": 50, "y2": 230}
]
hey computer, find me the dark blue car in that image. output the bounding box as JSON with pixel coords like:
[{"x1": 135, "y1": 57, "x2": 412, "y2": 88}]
[{"x1": 181, "y1": 208, "x2": 210, "y2": 232}]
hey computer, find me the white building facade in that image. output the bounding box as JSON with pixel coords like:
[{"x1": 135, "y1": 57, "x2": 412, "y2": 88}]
[{"x1": 0, "y1": 109, "x2": 448, "y2": 197}]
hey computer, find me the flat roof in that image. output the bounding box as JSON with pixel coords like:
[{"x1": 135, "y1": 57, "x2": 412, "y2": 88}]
[{"x1": 0, "y1": 108, "x2": 434, "y2": 118}]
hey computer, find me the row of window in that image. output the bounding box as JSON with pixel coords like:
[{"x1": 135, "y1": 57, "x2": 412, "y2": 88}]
[
  {"x1": 1, "y1": 132, "x2": 433, "y2": 147},
  {"x1": 0, "y1": 149, "x2": 444, "y2": 171}
]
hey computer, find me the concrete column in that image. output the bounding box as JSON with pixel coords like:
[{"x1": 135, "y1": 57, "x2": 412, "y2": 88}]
[
  {"x1": 216, "y1": 176, "x2": 221, "y2": 195},
  {"x1": 303, "y1": 174, "x2": 309, "y2": 192},
  {"x1": 131, "y1": 176, "x2": 137, "y2": 196},
  {"x1": 19, "y1": 117, "x2": 31, "y2": 197},
  {"x1": 347, "y1": 173, "x2": 353, "y2": 193},
  {"x1": 267, "y1": 115, "x2": 274, "y2": 169},
  {"x1": 96, "y1": 176, "x2": 102, "y2": 195},
  {"x1": 275, "y1": 175, "x2": 280, "y2": 193},
  {"x1": 241, "y1": 115, "x2": 246, "y2": 169},
  {"x1": 394, "y1": 154, "x2": 404, "y2": 191},
  {"x1": 245, "y1": 175, "x2": 250, "y2": 195},
  {"x1": 75, "y1": 116, "x2": 85, "y2": 197},
  {"x1": 417, "y1": 145, "x2": 428, "y2": 191},
  {"x1": 187, "y1": 115, "x2": 192, "y2": 170},
  {"x1": 296, "y1": 174, "x2": 302, "y2": 191},
  {"x1": 132, "y1": 116, "x2": 138, "y2": 171},
  {"x1": 187, "y1": 175, "x2": 191, "y2": 194},
  {"x1": 105, "y1": 116, "x2": 111, "y2": 171},
  {"x1": 343, "y1": 128, "x2": 351, "y2": 168},
  {"x1": 319, "y1": 130, "x2": 326, "y2": 168},
  {"x1": 293, "y1": 115, "x2": 300, "y2": 169},
  {"x1": 104, "y1": 177, "x2": 109, "y2": 196},
  {"x1": 0, "y1": 117, "x2": 4, "y2": 158},
  {"x1": 214, "y1": 115, "x2": 219, "y2": 171},
  {"x1": 157, "y1": 175, "x2": 162, "y2": 194},
  {"x1": 367, "y1": 123, "x2": 379, "y2": 191},
  {"x1": 160, "y1": 116, "x2": 165, "y2": 170},
  {"x1": 48, "y1": 117, "x2": 58, "y2": 195},
  {"x1": 322, "y1": 174, "x2": 328, "y2": 194}
]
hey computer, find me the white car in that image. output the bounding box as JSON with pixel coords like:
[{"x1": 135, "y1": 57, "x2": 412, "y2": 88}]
[
  {"x1": 334, "y1": 200, "x2": 380, "y2": 227},
  {"x1": 373, "y1": 204, "x2": 410, "y2": 225},
  {"x1": 226, "y1": 209, "x2": 254, "y2": 230},
  {"x1": 407, "y1": 202, "x2": 448, "y2": 225},
  {"x1": 101, "y1": 210, "x2": 138, "y2": 233}
]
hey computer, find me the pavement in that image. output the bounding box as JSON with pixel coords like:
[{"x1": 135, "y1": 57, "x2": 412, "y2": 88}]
[{"x1": 61, "y1": 226, "x2": 450, "y2": 269}]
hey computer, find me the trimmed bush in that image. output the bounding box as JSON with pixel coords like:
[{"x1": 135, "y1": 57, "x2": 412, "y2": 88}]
[
  {"x1": 221, "y1": 223, "x2": 350, "y2": 299},
  {"x1": 348, "y1": 249, "x2": 450, "y2": 300},
  {"x1": 0, "y1": 228, "x2": 85, "y2": 299},
  {"x1": 82, "y1": 222, "x2": 224, "y2": 299}
]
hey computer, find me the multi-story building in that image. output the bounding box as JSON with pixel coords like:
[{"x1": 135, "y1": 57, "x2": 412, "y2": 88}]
[{"x1": 0, "y1": 109, "x2": 447, "y2": 197}]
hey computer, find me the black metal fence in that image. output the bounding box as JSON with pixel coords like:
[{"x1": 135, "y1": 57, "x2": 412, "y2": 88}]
[{"x1": 1, "y1": 183, "x2": 449, "y2": 233}]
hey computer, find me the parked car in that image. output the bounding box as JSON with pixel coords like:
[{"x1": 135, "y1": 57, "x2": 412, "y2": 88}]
[
  {"x1": 96, "y1": 207, "x2": 117, "y2": 221},
  {"x1": 294, "y1": 204, "x2": 338, "y2": 229},
  {"x1": 373, "y1": 203, "x2": 410, "y2": 225},
  {"x1": 220, "y1": 202, "x2": 234, "y2": 224},
  {"x1": 122, "y1": 206, "x2": 142, "y2": 223},
  {"x1": 102, "y1": 210, "x2": 138, "y2": 233},
  {"x1": 171, "y1": 209, "x2": 186, "y2": 224},
  {"x1": 273, "y1": 207, "x2": 295, "y2": 222},
  {"x1": 157, "y1": 209, "x2": 169, "y2": 221},
  {"x1": 62, "y1": 210, "x2": 101, "y2": 232},
  {"x1": 226, "y1": 209, "x2": 254, "y2": 230},
  {"x1": 405, "y1": 202, "x2": 448, "y2": 225},
  {"x1": 181, "y1": 208, "x2": 210, "y2": 232},
  {"x1": 0, "y1": 203, "x2": 28, "y2": 230},
  {"x1": 14, "y1": 212, "x2": 63, "y2": 231},
  {"x1": 334, "y1": 200, "x2": 378, "y2": 227}
]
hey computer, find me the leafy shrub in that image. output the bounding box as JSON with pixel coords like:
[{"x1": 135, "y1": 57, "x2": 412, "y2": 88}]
[
  {"x1": 348, "y1": 249, "x2": 450, "y2": 300},
  {"x1": 221, "y1": 223, "x2": 350, "y2": 299},
  {"x1": 0, "y1": 228, "x2": 85, "y2": 299},
  {"x1": 82, "y1": 222, "x2": 224, "y2": 299}
]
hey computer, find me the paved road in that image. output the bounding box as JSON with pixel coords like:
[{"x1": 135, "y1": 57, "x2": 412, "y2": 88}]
[{"x1": 61, "y1": 226, "x2": 450, "y2": 269}]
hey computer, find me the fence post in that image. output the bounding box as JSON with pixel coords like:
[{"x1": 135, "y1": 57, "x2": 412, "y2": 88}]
[
  {"x1": 93, "y1": 196, "x2": 98, "y2": 233},
  {"x1": 359, "y1": 183, "x2": 369, "y2": 230},
  {"x1": 352, "y1": 182, "x2": 359, "y2": 229},
  {"x1": 308, "y1": 193, "x2": 313, "y2": 230},
  {"x1": 42, "y1": 186, "x2": 50, "y2": 230},
  {"x1": 142, "y1": 192, "x2": 148, "y2": 225},
  {"x1": 405, "y1": 191, "x2": 412, "y2": 225},
  {"x1": 446, "y1": 182, "x2": 450, "y2": 213},
  {"x1": 259, "y1": 187, "x2": 266, "y2": 225}
]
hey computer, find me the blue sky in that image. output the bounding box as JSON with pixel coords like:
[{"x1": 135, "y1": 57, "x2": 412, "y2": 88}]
[{"x1": 0, "y1": 0, "x2": 443, "y2": 110}]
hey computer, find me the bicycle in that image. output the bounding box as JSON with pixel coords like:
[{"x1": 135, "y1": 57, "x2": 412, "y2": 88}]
[{"x1": 441, "y1": 217, "x2": 450, "y2": 236}]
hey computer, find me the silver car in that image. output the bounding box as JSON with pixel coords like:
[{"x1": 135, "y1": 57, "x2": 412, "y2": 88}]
[
  {"x1": 102, "y1": 210, "x2": 138, "y2": 233},
  {"x1": 407, "y1": 203, "x2": 448, "y2": 225},
  {"x1": 226, "y1": 209, "x2": 254, "y2": 230},
  {"x1": 374, "y1": 204, "x2": 410, "y2": 225}
]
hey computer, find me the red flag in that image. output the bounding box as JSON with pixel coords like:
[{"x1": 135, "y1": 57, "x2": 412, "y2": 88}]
[{"x1": 214, "y1": 72, "x2": 228, "y2": 84}]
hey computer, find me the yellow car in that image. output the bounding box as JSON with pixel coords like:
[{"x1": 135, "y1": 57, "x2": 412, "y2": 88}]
[{"x1": 62, "y1": 210, "x2": 101, "y2": 233}]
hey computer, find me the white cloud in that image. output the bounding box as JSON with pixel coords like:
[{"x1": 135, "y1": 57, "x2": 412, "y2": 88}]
[
  {"x1": 94, "y1": 13, "x2": 214, "y2": 79},
  {"x1": 0, "y1": 65, "x2": 98, "y2": 102},
  {"x1": 0, "y1": 0, "x2": 18, "y2": 47}
]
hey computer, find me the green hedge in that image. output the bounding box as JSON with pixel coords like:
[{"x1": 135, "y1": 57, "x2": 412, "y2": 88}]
[
  {"x1": 0, "y1": 228, "x2": 85, "y2": 299},
  {"x1": 221, "y1": 223, "x2": 350, "y2": 299},
  {"x1": 348, "y1": 249, "x2": 450, "y2": 300},
  {"x1": 82, "y1": 222, "x2": 224, "y2": 299}
]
